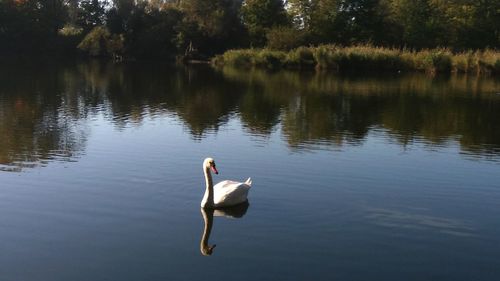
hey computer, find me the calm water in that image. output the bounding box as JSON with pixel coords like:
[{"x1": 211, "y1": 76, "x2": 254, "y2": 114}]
[{"x1": 1, "y1": 61, "x2": 500, "y2": 280}]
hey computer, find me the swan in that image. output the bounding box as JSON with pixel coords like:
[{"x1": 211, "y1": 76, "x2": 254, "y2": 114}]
[{"x1": 201, "y1": 157, "x2": 252, "y2": 208}]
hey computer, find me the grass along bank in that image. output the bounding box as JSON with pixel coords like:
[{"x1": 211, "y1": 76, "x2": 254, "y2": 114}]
[{"x1": 212, "y1": 45, "x2": 500, "y2": 75}]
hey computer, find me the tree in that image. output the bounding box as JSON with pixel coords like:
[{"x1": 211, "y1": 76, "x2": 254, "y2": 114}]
[
  {"x1": 308, "y1": 0, "x2": 341, "y2": 43},
  {"x1": 335, "y1": 0, "x2": 394, "y2": 45},
  {"x1": 287, "y1": 0, "x2": 313, "y2": 29},
  {"x1": 0, "y1": 0, "x2": 68, "y2": 54},
  {"x1": 451, "y1": 0, "x2": 500, "y2": 49},
  {"x1": 77, "y1": 26, "x2": 124, "y2": 57},
  {"x1": 78, "y1": 0, "x2": 107, "y2": 30},
  {"x1": 388, "y1": 0, "x2": 449, "y2": 48},
  {"x1": 241, "y1": 0, "x2": 290, "y2": 47},
  {"x1": 178, "y1": 0, "x2": 246, "y2": 55}
]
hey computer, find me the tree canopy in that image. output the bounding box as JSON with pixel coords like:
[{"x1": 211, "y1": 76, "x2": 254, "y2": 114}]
[{"x1": 0, "y1": 0, "x2": 498, "y2": 59}]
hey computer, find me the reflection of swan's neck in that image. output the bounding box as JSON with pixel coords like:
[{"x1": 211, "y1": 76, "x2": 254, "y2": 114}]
[
  {"x1": 202, "y1": 166, "x2": 214, "y2": 208},
  {"x1": 200, "y1": 208, "x2": 215, "y2": 256}
]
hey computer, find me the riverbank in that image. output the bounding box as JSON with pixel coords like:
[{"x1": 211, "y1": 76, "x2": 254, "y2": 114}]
[{"x1": 212, "y1": 45, "x2": 500, "y2": 75}]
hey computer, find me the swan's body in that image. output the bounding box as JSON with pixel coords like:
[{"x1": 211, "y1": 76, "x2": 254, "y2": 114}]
[{"x1": 201, "y1": 158, "x2": 252, "y2": 208}]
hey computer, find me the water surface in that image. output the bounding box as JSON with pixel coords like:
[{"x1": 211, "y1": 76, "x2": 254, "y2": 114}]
[{"x1": 1, "y1": 61, "x2": 499, "y2": 280}]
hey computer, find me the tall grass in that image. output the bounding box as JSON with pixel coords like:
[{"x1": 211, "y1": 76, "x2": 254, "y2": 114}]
[
  {"x1": 451, "y1": 50, "x2": 500, "y2": 74},
  {"x1": 213, "y1": 45, "x2": 500, "y2": 75}
]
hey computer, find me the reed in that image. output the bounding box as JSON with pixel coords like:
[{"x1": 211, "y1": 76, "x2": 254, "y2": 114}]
[{"x1": 213, "y1": 45, "x2": 500, "y2": 75}]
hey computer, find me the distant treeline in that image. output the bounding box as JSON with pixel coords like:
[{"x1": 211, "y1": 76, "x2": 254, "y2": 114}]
[{"x1": 0, "y1": 0, "x2": 499, "y2": 60}]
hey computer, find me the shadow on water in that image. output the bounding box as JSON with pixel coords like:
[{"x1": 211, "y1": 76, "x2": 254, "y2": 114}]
[
  {"x1": 1, "y1": 60, "x2": 500, "y2": 171},
  {"x1": 200, "y1": 201, "x2": 250, "y2": 256}
]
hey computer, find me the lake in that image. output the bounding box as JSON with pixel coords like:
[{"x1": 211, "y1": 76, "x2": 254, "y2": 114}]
[{"x1": 1, "y1": 60, "x2": 499, "y2": 281}]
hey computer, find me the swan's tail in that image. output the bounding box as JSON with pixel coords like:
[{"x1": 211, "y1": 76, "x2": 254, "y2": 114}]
[{"x1": 245, "y1": 177, "x2": 252, "y2": 186}]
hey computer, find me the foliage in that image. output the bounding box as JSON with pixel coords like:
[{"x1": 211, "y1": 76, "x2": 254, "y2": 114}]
[
  {"x1": 254, "y1": 49, "x2": 287, "y2": 69},
  {"x1": 450, "y1": 50, "x2": 500, "y2": 74},
  {"x1": 216, "y1": 45, "x2": 500, "y2": 75},
  {"x1": 178, "y1": 0, "x2": 246, "y2": 55},
  {"x1": 0, "y1": 0, "x2": 68, "y2": 55},
  {"x1": 77, "y1": 26, "x2": 124, "y2": 58},
  {"x1": 0, "y1": 0, "x2": 498, "y2": 61},
  {"x1": 58, "y1": 24, "x2": 84, "y2": 36},
  {"x1": 77, "y1": 0, "x2": 107, "y2": 30},
  {"x1": 241, "y1": 0, "x2": 290, "y2": 47},
  {"x1": 266, "y1": 26, "x2": 305, "y2": 51},
  {"x1": 285, "y1": 46, "x2": 316, "y2": 68}
]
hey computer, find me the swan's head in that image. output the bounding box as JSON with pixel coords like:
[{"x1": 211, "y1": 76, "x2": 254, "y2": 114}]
[{"x1": 203, "y1": 157, "x2": 218, "y2": 174}]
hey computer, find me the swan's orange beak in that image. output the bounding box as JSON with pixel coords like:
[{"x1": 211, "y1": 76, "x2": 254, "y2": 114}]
[{"x1": 211, "y1": 165, "x2": 218, "y2": 175}]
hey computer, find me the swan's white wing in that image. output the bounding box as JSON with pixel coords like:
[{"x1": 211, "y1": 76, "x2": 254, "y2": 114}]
[
  {"x1": 213, "y1": 180, "x2": 235, "y2": 188},
  {"x1": 213, "y1": 180, "x2": 251, "y2": 207}
]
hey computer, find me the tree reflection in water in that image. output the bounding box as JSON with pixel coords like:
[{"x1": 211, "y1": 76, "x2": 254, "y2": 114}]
[{"x1": 1, "y1": 61, "x2": 499, "y2": 171}]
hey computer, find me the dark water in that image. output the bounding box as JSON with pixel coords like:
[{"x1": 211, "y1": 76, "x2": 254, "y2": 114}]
[{"x1": 1, "y1": 61, "x2": 499, "y2": 280}]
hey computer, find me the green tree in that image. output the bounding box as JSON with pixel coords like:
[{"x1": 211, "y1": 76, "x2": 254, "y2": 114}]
[
  {"x1": 0, "y1": 0, "x2": 68, "y2": 54},
  {"x1": 178, "y1": 0, "x2": 246, "y2": 55},
  {"x1": 388, "y1": 0, "x2": 449, "y2": 48},
  {"x1": 78, "y1": 0, "x2": 107, "y2": 30},
  {"x1": 308, "y1": 0, "x2": 341, "y2": 43},
  {"x1": 127, "y1": 4, "x2": 184, "y2": 59},
  {"x1": 335, "y1": 0, "x2": 394, "y2": 45},
  {"x1": 107, "y1": 0, "x2": 135, "y2": 34},
  {"x1": 77, "y1": 26, "x2": 124, "y2": 57},
  {"x1": 451, "y1": 0, "x2": 500, "y2": 49},
  {"x1": 241, "y1": 0, "x2": 290, "y2": 47},
  {"x1": 287, "y1": 0, "x2": 313, "y2": 29}
]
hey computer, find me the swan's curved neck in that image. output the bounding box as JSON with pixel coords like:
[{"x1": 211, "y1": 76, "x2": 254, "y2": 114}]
[{"x1": 202, "y1": 166, "x2": 214, "y2": 208}]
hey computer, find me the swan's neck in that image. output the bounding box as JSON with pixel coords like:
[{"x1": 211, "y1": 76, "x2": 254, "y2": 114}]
[{"x1": 202, "y1": 166, "x2": 214, "y2": 208}]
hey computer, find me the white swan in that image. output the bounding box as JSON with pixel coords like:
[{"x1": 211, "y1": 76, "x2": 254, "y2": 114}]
[{"x1": 201, "y1": 157, "x2": 252, "y2": 208}]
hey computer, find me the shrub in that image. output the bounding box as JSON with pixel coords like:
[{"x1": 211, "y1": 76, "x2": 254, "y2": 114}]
[
  {"x1": 285, "y1": 46, "x2": 315, "y2": 67},
  {"x1": 254, "y1": 49, "x2": 286, "y2": 69},
  {"x1": 215, "y1": 45, "x2": 499, "y2": 75},
  {"x1": 77, "y1": 26, "x2": 124, "y2": 58},
  {"x1": 481, "y1": 49, "x2": 500, "y2": 74},
  {"x1": 266, "y1": 26, "x2": 304, "y2": 51},
  {"x1": 494, "y1": 59, "x2": 500, "y2": 74},
  {"x1": 58, "y1": 25, "x2": 83, "y2": 36},
  {"x1": 430, "y1": 49, "x2": 452, "y2": 73},
  {"x1": 452, "y1": 52, "x2": 470, "y2": 73},
  {"x1": 220, "y1": 49, "x2": 255, "y2": 67},
  {"x1": 312, "y1": 45, "x2": 342, "y2": 70}
]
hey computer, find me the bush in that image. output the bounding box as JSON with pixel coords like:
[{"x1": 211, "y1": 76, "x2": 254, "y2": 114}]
[
  {"x1": 452, "y1": 52, "x2": 470, "y2": 73},
  {"x1": 215, "y1": 45, "x2": 499, "y2": 75},
  {"x1": 494, "y1": 59, "x2": 500, "y2": 74},
  {"x1": 220, "y1": 49, "x2": 256, "y2": 67},
  {"x1": 285, "y1": 46, "x2": 316, "y2": 68},
  {"x1": 312, "y1": 45, "x2": 342, "y2": 70},
  {"x1": 481, "y1": 49, "x2": 500, "y2": 74},
  {"x1": 254, "y1": 49, "x2": 286, "y2": 69},
  {"x1": 58, "y1": 25, "x2": 83, "y2": 36},
  {"x1": 266, "y1": 26, "x2": 304, "y2": 51},
  {"x1": 410, "y1": 49, "x2": 452, "y2": 73},
  {"x1": 77, "y1": 26, "x2": 124, "y2": 58},
  {"x1": 430, "y1": 49, "x2": 452, "y2": 73}
]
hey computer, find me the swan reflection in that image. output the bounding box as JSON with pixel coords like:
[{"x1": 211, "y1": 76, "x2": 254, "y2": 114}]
[{"x1": 200, "y1": 202, "x2": 249, "y2": 256}]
